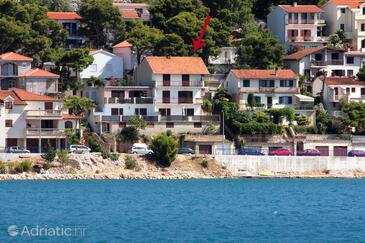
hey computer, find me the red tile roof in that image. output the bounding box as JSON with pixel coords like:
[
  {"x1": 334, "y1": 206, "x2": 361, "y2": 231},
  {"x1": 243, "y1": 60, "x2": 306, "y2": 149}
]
[
  {"x1": 0, "y1": 52, "x2": 33, "y2": 62},
  {"x1": 11, "y1": 88, "x2": 58, "y2": 101},
  {"x1": 62, "y1": 113, "x2": 80, "y2": 119},
  {"x1": 0, "y1": 90, "x2": 27, "y2": 105},
  {"x1": 113, "y1": 40, "x2": 132, "y2": 48},
  {"x1": 120, "y1": 9, "x2": 140, "y2": 19},
  {"x1": 331, "y1": 0, "x2": 365, "y2": 8},
  {"x1": 23, "y1": 68, "x2": 59, "y2": 78},
  {"x1": 231, "y1": 69, "x2": 298, "y2": 80},
  {"x1": 285, "y1": 47, "x2": 326, "y2": 61},
  {"x1": 145, "y1": 56, "x2": 209, "y2": 75},
  {"x1": 280, "y1": 5, "x2": 324, "y2": 13},
  {"x1": 325, "y1": 77, "x2": 365, "y2": 85},
  {"x1": 47, "y1": 12, "x2": 81, "y2": 20},
  {"x1": 113, "y1": 3, "x2": 147, "y2": 7}
]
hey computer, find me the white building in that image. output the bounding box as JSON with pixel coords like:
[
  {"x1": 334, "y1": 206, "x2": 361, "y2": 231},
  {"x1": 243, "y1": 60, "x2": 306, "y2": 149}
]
[
  {"x1": 80, "y1": 49, "x2": 124, "y2": 80},
  {"x1": 321, "y1": 77, "x2": 365, "y2": 115},
  {"x1": 322, "y1": 0, "x2": 365, "y2": 51},
  {"x1": 47, "y1": 12, "x2": 85, "y2": 49},
  {"x1": 113, "y1": 3, "x2": 150, "y2": 22},
  {"x1": 267, "y1": 3, "x2": 327, "y2": 51},
  {"x1": 0, "y1": 88, "x2": 79, "y2": 152},
  {"x1": 284, "y1": 46, "x2": 365, "y2": 78},
  {"x1": 112, "y1": 40, "x2": 137, "y2": 72}
]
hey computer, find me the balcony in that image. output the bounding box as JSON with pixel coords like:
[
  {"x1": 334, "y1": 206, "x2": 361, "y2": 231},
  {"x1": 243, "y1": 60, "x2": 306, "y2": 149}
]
[
  {"x1": 122, "y1": 116, "x2": 158, "y2": 122},
  {"x1": 26, "y1": 110, "x2": 63, "y2": 119},
  {"x1": 178, "y1": 97, "x2": 193, "y2": 104},
  {"x1": 105, "y1": 97, "x2": 153, "y2": 104},
  {"x1": 311, "y1": 60, "x2": 344, "y2": 66},
  {"x1": 160, "y1": 115, "x2": 220, "y2": 122},
  {"x1": 153, "y1": 80, "x2": 203, "y2": 87},
  {"x1": 102, "y1": 115, "x2": 121, "y2": 122},
  {"x1": 239, "y1": 87, "x2": 298, "y2": 94},
  {"x1": 25, "y1": 128, "x2": 66, "y2": 138}
]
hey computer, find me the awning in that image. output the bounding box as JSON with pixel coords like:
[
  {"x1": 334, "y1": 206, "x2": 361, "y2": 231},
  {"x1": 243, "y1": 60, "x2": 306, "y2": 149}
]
[{"x1": 295, "y1": 94, "x2": 314, "y2": 102}]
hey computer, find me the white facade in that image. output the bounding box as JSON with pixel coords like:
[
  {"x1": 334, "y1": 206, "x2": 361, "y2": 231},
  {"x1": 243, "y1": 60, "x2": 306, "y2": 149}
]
[
  {"x1": 80, "y1": 50, "x2": 123, "y2": 80},
  {"x1": 209, "y1": 47, "x2": 238, "y2": 65},
  {"x1": 323, "y1": 0, "x2": 365, "y2": 51},
  {"x1": 113, "y1": 42, "x2": 137, "y2": 71}
]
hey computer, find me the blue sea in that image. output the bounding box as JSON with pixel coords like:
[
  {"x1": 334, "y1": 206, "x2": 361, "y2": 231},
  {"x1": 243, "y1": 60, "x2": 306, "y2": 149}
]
[{"x1": 0, "y1": 179, "x2": 364, "y2": 242}]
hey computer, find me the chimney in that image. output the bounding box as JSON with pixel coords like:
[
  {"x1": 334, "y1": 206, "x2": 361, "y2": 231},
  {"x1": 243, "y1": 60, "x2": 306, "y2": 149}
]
[
  {"x1": 275, "y1": 67, "x2": 279, "y2": 77},
  {"x1": 293, "y1": 2, "x2": 297, "y2": 7},
  {"x1": 166, "y1": 55, "x2": 171, "y2": 59}
]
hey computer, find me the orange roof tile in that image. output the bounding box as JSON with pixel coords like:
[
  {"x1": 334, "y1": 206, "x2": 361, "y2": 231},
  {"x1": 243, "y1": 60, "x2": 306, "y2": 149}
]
[
  {"x1": 280, "y1": 4, "x2": 324, "y2": 13},
  {"x1": 285, "y1": 47, "x2": 326, "y2": 61},
  {"x1": 113, "y1": 40, "x2": 132, "y2": 48},
  {"x1": 0, "y1": 52, "x2": 33, "y2": 62},
  {"x1": 145, "y1": 56, "x2": 209, "y2": 75},
  {"x1": 11, "y1": 88, "x2": 58, "y2": 101},
  {"x1": 120, "y1": 9, "x2": 140, "y2": 19},
  {"x1": 0, "y1": 90, "x2": 27, "y2": 105},
  {"x1": 47, "y1": 12, "x2": 81, "y2": 20},
  {"x1": 23, "y1": 68, "x2": 59, "y2": 78},
  {"x1": 331, "y1": 0, "x2": 365, "y2": 8},
  {"x1": 62, "y1": 113, "x2": 80, "y2": 119},
  {"x1": 325, "y1": 77, "x2": 365, "y2": 85},
  {"x1": 113, "y1": 3, "x2": 147, "y2": 7},
  {"x1": 231, "y1": 69, "x2": 298, "y2": 79}
]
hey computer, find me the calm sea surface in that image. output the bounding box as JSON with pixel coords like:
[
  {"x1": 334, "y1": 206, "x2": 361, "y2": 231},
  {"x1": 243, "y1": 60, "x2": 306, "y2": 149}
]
[{"x1": 0, "y1": 179, "x2": 364, "y2": 242}]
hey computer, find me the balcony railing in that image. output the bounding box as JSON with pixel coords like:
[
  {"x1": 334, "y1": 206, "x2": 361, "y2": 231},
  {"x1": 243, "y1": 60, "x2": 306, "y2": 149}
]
[
  {"x1": 105, "y1": 97, "x2": 153, "y2": 104},
  {"x1": 240, "y1": 87, "x2": 298, "y2": 93},
  {"x1": 178, "y1": 98, "x2": 193, "y2": 104},
  {"x1": 101, "y1": 115, "x2": 220, "y2": 123},
  {"x1": 311, "y1": 60, "x2": 344, "y2": 66},
  {"x1": 122, "y1": 116, "x2": 158, "y2": 122},
  {"x1": 102, "y1": 115, "x2": 120, "y2": 122},
  {"x1": 153, "y1": 80, "x2": 203, "y2": 87},
  {"x1": 26, "y1": 110, "x2": 62, "y2": 118},
  {"x1": 26, "y1": 128, "x2": 65, "y2": 137}
]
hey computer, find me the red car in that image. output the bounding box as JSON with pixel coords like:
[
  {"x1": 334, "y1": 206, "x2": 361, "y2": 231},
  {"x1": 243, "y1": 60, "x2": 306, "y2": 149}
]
[
  {"x1": 269, "y1": 148, "x2": 293, "y2": 156},
  {"x1": 297, "y1": 149, "x2": 321, "y2": 156}
]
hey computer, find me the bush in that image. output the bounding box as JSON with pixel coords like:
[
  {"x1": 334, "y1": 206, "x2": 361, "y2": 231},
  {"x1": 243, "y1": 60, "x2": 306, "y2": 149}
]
[
  {"x1": 43, "y1": 163, "x2": 51, "y2": 170},
  {"x1": 15, "y1": 160, "x2": 32, "y2": 173},
  {"x1": 57, "y1": 150, "x2": 70, "y2": 166},
  {"x1": 202, "y1": 98, "x2": 212, "y2": 112},
  {"x1": 125, "y1": 156, "x2": 138, "y2": 170},
  {"x1": 0, "y1": 162, "x2": 6, "y2": 174},
  {"x1": 119, "y1": 126, "x2": 139, "y2": 143},
  {"x1": 43, "y1": 143, "x2": 56, "y2": 163},
  {"x1": 150, "y1": 133, "x2": 178, "y2": 167},
  {"x1": 201, "y1": 159, "x2": 208, "y2": 168},
  {"x1": 101, "y1": 151, "x2": 120, "y2": 161},
  {"x1": 296, "y1": 115, "x2": 310, "y2": 126},
  {"x1": 86, "y1": 135, "x2": 102, "y2": 152}
]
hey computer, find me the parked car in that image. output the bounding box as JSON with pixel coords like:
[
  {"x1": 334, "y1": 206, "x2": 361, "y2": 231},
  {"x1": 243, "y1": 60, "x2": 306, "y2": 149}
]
[
  {"x1": 348, "y1": 150, "x2": 365, "y2": 157},
  {"x1": 178, "y1": 147, "x2": 195, "y2": 155},
  {"x1": 128, "y1": 145, "x2": 153, "y2": 155},
  {"x1": 297, "y1": 149, "x2": 321, "y2": 156},
  {"x1": 6, "y1": 146, "x2": 30, "y2": 153},
  {"x1": 238, "y1": 148, "x2": 264, "y2": 156},
  {"x1": 69, "y1": 145, "x2": 91, "y2": 153},
  {"x1": 269, "y1": 148, "x2": 293, "y2": 156}
]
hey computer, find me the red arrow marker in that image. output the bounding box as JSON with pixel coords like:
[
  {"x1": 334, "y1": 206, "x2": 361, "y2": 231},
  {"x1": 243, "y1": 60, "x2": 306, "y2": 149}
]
[{"x1": 192, "y1": 16, "x2": 211, "y2": 52}]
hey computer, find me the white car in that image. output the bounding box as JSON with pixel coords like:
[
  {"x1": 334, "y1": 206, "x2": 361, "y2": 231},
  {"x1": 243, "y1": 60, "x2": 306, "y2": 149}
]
[
  {"x1": 69, "y1": 145, "x2": 91, "y2": 153},
  {"x1": 128, "y1": 146, "x2": 153, "y2": 155},
  {"x1": 6, "y1": 146, "x2": 30, "y2": 153}
]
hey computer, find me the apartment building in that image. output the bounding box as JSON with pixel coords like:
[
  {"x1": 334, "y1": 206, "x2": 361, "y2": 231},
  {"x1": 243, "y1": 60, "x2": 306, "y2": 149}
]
[
  {"x1": 0, "y1": 52, "x2": 60, "y2": 96},
  {"x1": 323, "y1": 0, "x2": 365, "y2": 51},
  {"x1": 113, "y1": 3, "x2": 150, "y2": 22},
  {"x1": 80, "y1": 49, "x2": 123, "y2": 80},
  {"x1": 0, "y1": 88, "x2": 79, "y2": 152},
  {"x1": 321, "y1": 77, "x2": 365, "y2": 115},
  {"x1": 268, "y1": 3, "x2": 327, "y2": 51},
  {"x1": 284, "y1": 46, "x2": 365, "y2": 78},
  {"x1": 47, "y1": 12, "x2": 85, "y2": 49}
]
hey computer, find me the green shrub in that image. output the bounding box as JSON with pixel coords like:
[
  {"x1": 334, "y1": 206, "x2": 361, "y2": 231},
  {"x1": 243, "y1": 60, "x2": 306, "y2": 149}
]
[
  {"x1": 119, "y1": 126, "x2": 139, "y2": 143},
  {"x1": 95, "y1": 170, "x2": 100, "y2": 174},
  {"x1": 201, "y1": 159, "x2": 208, "y2": 168},
  {"x1": 86, "y1": 135, "x2": 102, "y2": 152},
  {"x1": 43, "y1": 163, "x2": 51, "y2": 170},
  {"x1": 0, "y1": 162, "x2": 6, "y2": 174},
  {"x1": 57, "y1": 150, "x2": 70, "y2": 166},
  {"x1": 43, "y1": 143, "x2": 56, "y2": 163},
  {"x1": 125, "y1": 156, "x2": 138, "y2": 170},
  {"x1": 15, "y1": 160, "x2": 32, "y2": 173},
  {"x1": 101, "y1": 151, "x2": 110, "y2": 159},
  {"x1": 202, "y1": 98, "x2": 212, "y2": 112},
  {"x1": 296, "y1": 115, "x2": 310, "y2": 126},
  {"x1": 109, "y1": 153, "x2": 119, "y2": 161},
  {"x1": 150, "y1": 132, "x2": 178, "y2": 167}
]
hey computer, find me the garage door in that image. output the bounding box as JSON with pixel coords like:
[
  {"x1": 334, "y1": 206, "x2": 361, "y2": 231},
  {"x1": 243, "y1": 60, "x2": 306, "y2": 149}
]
[
  {"x1": 199, "y1": 145, "x2": 212, "y2": 155},
  {"x1": 316, "y1": 146, "x2": 329, "y2": 156},
  {"x1": 334, "y1": 146, "x2": 347, "y2": 156}
]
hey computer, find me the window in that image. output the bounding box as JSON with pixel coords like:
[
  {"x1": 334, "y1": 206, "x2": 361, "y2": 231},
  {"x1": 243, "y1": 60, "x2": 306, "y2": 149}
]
[
  {"x1": 162, "y1": 91, "x2": 170, "y2": 104},
  {"x1": 254, "y1": 96, "x2": 261, "y2": 104},
  {"x1": 4, "y1": 101, "x2": 13, "y2": 109},
  {"x1": 111, "y1": 90, "x2": 125, "y2": 98},
  {"x1": 347, "y1": 56, "x2": 354, "y2": 64},
  {"x1": 111, "y1": 108, "x2": 119, "y2": 116},
  {"x1": 243, "y1": 80, "x2": 250, "y2": 87},
  {"x1": 5, "y1": 120, "x2": 12, "y2": 127},
  {"x1": 361, "y1": 88, "x2": 365, "y2": 96},
  {"x1": 340, "y1": 24, "x2": 345, "y2": 31},
  {"x1": 135, "y1": 108, "x2": 147, "y2": 116},
  {"x1": 194, "y1": 122, "x2": 202, "y2": 128},
  {"x1": 331, "y1": 53, "x2": 339, "y2": 60},
  {"x1": 159, "y1": 108, "x2": 171, "y2": 116},
  {"x1": 346, "y1": 87, "x2": 350, "y2": 93},
  {"x1": 259, "y1": 80, "x2": 275, "y2": 87},
  {"x1": 182, "y1": 75, "x2": 190, "y2": 86},
  {"x1": 363, "y1": 7, "x2": 365, "y2": 15},
  {"x1": 65, "y1": 121, "x2": 73, "y2": 129},
  {"x1": 184, "y1": 108, "x2": 194, "y2": 116},
  {"x1": 163, "y1": 74, "x2": 171, "y2": 86},
  {"x1": 166, "y1": 122, "x2": 174, "y2": 128},
  {"x1": 44, "y1": 102, "x2": 53, "y2": 110},
  {"x1": 352, "y1": 87, "x2": 356, "y2": 93},
  {"x1": 341, "y1": 8, "x2": 346, "y2": 14},
  {"x1": 279, "y1": 96, "x2": 293, "y2": 104},
  {"x1": 347, "y1": 70, "x2": 354, "y2": 77},
  {"x1": 90, "y1": 64, "x2": 97, "y2": 72},
  {"x1": 280, "y1": 80, "x2": 294, "y2": 87},
  {"x1": 362, "y1": 24, "x2": 365, "y2": 31}
]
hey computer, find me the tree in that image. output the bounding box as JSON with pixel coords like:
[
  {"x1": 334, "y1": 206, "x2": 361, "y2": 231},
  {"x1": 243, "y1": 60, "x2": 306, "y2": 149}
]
[
  {"x1": 328, "y1": 30, "x2": 346, "y2": 48},
  {"x1": 55, "y1": 48, "x2": 94, "y2": 90},
  {"x1": 65, "y1": 128, "x2": 80, "y2": 145},
  {"x1": 63, "y1": 96, "x2": 95, "y2": 116},
  {"x1": 296, "y1": 115, "x2": 310, "y2": 126},
  {"x1": 57, "y1": 149, "x2": 70, "y2": 167},
  {"x1": 127, "y1": 21, "x2": 163, "y2": 64},
  {"x1": 153, "y1": 33, "x2": 187, "y2": 56},
  {"x1": 357, "y1": 67, "x2": 365, "y2": 81},
  {"x1": 340, "y1": 100, "x2": 365, "y2": 134},
  {"x1": 247, "y1": 93, "x2": 255, "y2": 108},
  {"x1": 79, "y1": 0, "x2": 125, "y2": 48},
  {"x1": 130, "y1": 116, "x2": 147, "y2": 130},
  {"x1": 0, "y1": 0, "x2": 67, "y2": 65},
  {"x1": 20, "y1": 0, "x2": 72, "y2": 11},
  {"x1": 315, "y1": 104, "x2": 331, "y2": 134},
  {"x1": 150, "y1": 132, "x2": 178, "y2": 167},
  {"x1": 43, "y1": 143, "x2": 56, "y2": 163},
  {"x1": 119, "y1": 126, "x2": 139, "y2": 143}
]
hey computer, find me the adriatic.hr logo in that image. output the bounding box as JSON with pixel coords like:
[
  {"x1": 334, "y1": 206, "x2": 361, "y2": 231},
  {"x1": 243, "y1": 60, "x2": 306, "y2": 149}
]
[{"x1": 7, "y1": 224, "x2": 86, "y2": 238}]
